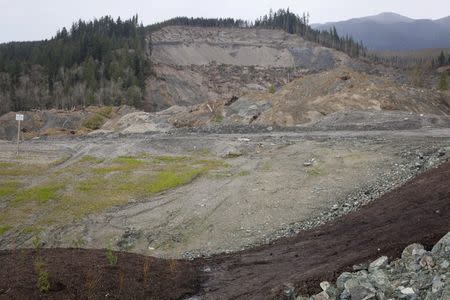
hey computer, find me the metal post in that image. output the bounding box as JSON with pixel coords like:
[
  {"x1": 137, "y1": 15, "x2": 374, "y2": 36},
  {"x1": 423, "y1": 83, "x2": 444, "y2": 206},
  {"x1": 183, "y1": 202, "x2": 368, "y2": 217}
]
[{"x1": 16, "y1": 119, "x2": 20, "y2": 156}]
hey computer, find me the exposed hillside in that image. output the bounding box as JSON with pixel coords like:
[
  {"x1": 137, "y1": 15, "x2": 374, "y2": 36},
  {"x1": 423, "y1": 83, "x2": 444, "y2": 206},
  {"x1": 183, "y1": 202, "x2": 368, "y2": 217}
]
[
  {"x1": 157, "y1": 64, "x2": 450, "y2": 128},
  {"x1": 144, "y1": 26, "x2": 349, "y2": 111},
  {"x1": 313, "y1": 12, "x2": 450, "y2": 50}
]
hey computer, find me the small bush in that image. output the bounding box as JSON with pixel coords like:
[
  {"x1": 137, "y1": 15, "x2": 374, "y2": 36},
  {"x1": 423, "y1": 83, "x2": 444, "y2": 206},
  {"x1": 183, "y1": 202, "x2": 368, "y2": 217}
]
[
  {"x1": 268, "y1": 84, "x2": 276, "y2": 94},
  {"x1": 97, "y1": 106, "x2": 113, "y2": 118},
  {"x1": 34, "y1": 259, "x2": 50, "y2": 293},
  {"x1": 106, "y1": 247, "x2": 118, "y2": 266},
  {"x1": 82, "y1": 114, "x2": 105, "y2": 130}
]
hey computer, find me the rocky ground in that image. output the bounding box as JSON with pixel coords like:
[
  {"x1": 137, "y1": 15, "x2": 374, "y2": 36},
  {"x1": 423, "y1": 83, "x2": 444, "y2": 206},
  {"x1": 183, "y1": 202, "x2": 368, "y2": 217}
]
[{"x1": 297, "y1": 232, "x2": 450, "y2": 300}]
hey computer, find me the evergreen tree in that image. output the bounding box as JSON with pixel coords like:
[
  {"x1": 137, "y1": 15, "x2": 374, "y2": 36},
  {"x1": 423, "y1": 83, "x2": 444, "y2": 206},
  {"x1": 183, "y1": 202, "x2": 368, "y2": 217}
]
[
  {"x1": 438, "y1": 51, "x2": 446, "y2": 66},
  {"x1": 438, "y1": 72, "x2": 449, "y2": 91}
]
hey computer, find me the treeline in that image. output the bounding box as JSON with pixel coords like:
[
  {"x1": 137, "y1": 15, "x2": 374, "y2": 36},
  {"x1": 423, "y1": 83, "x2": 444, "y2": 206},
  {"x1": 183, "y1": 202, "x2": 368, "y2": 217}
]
[
  {"x1": 433, "y1": 51, "x2": 450, "y2": 68},
  {"x1": 254, "y1": 9, "x2": 366, "y2": 57},
  {"x1": 367, "y1": 50, "x2": 450, "y2": 69},
  {"x1": 148, "y1": 17, "x2": 249, "y2": 31},
  {"x1": 0, "y1": 15, "x2": 151, "y2": 115}
]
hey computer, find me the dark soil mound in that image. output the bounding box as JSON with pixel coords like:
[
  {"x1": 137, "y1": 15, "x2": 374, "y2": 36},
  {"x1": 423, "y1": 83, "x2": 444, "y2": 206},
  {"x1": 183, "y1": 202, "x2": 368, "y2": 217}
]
[
  {"x1": 1, "y1": 162, "x2": 449, "y2": 299},
  {"x1": 0, "y1": 249, "x2": 201, "y2": 299},
  {"x1": 202, "y1": 161, "x2": 450, "y2": 299}
]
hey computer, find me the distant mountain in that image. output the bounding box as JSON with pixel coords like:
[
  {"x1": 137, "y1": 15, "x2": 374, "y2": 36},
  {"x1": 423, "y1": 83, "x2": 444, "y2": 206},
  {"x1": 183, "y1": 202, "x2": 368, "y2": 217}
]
[{"x1": 312, "y1": 12, "x2": 450, "y2": 51}]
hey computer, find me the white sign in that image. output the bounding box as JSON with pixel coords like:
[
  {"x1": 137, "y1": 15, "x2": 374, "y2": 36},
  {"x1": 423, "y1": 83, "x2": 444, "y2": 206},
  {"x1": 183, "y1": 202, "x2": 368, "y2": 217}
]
[{"x1": 16, "y1": 114, "x2": 24, "y2": 121}]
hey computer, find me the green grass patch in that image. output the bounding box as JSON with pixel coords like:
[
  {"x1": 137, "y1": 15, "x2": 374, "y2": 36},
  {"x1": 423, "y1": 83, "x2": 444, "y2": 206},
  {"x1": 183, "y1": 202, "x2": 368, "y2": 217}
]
[
  {"x1": 237, "y1": 170, "x2": 251, "y2": 176},
  {"x1": 112, "y1": 156, "x2": 144, "y2": 166},
  {"x1": 78, "y1": 155, "x2": 104, "y2": 164},
  {"x1": 152, "y1": 156, "x2": 189, "y2": 163},
  {"x1": 147, "y1": 169, "x2": 203, "y2": 194},
  {"x1": 0, "y1": 162, "x2": 46, "y2": 176},
  {"x1": 305, "y1": 166, "x2": 327, "y2": 177},
  {"x1": 14, "y1": 184, "x2": 64, "y2": 204},
  {"x1": 0, "y1": 181, "x2": 19, "y2": 197},
  {"x1": 21, "y1": 226, "x2": 39, "y2": 235},
  {"x1": 0, "y1": 225, "x2": 12, "y2": 235},
  {"x1": 2, "y1": 154, "x2": 227, "y2": 227}
]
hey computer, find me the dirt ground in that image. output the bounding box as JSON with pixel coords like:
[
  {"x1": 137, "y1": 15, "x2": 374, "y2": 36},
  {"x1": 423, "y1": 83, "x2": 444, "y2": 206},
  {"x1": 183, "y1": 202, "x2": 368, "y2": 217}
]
[
  {"x1": 0, "y1": 248, "x2": 201, "y2": 299},
  {"x1": 1, "y1": 128, "x2": 448, "y2": 259},
  {"x1": 1, "y1": 161, "x2": 449, "y2": 299}
]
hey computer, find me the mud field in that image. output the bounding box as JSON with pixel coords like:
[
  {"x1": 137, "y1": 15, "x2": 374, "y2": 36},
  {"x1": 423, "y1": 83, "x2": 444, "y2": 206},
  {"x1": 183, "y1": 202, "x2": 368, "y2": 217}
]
[{"x1": 1, "y1": 160, "x2": 449, "y2": 299}]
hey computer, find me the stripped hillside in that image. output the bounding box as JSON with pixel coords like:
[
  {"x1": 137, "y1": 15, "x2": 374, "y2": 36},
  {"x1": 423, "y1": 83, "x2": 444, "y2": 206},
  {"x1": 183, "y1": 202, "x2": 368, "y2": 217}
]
[{"x1": 144, "y1": 26, "x2": 349, "y2": 111}]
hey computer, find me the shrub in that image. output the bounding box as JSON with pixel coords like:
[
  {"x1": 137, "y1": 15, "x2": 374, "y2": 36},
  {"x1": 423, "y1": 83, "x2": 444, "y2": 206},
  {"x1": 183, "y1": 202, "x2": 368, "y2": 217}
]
[
  {"x1": 34, "y1": 259, "x2": 50, "y2": 293},
  {"x1": 106, "y1": 247, "x2": 118, "y2": 266},
  {"x1": 438, "y1": 72, "x2": 449, "y2": 91},
  {"x1": 82, "y1": 114, "x2": 105, "y2": 130},
  {"x1": 268, "y1": 84, "x2": 276, "y2": 93}
]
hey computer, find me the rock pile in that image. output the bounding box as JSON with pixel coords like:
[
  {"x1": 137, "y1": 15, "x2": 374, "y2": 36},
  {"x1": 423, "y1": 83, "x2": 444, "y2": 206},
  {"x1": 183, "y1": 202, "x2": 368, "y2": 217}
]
[{"x1": 295, "y1": 232, "x2": 450, "y2": 300}]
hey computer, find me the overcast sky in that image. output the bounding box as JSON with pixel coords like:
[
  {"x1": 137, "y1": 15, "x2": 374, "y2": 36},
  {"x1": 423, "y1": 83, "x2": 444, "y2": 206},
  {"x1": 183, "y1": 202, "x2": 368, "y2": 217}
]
[{"x1": 1, "y1": 0, "x2": 449, "y2": 43}]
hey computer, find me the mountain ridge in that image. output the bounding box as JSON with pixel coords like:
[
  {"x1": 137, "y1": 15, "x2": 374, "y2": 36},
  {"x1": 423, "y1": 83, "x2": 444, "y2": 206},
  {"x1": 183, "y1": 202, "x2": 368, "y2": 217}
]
[{"x1": 312, "y1": 12, "x2": 450, "y2": 50}]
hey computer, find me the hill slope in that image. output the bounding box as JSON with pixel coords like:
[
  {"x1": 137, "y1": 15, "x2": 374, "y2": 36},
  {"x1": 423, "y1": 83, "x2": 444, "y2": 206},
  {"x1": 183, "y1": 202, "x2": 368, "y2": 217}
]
[
  {"x1": 144, "y1": 26, "x2": 348, "y2": 111},
  {"x1": 313, "y1": 12, "x2": 450, "y2": 50}
]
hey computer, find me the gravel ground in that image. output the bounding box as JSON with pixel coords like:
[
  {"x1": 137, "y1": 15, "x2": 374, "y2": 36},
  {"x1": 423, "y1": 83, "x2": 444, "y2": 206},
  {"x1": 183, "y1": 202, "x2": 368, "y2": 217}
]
[{"x1": 1, "y1": 128, "x2": 449, "y2": 259}]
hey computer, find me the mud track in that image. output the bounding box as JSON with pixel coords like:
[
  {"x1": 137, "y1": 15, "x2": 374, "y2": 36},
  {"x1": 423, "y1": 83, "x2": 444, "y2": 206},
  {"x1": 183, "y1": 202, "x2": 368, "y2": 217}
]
[{"x1": 1, "y1": 161, "x2": 449, "y2": 299}]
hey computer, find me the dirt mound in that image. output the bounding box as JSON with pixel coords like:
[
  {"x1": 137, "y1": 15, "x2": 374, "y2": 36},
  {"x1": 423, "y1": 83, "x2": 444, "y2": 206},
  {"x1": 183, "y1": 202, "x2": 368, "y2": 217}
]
[
  {"x1": 0, "y1": 248, "x2": 200, "y2": 299},
  {"x1": 201, "y1": 161, "x2": 450, "y2": 298},
  {"x1": 164, "y1": 66, "x2": 450, "y2": 128}
]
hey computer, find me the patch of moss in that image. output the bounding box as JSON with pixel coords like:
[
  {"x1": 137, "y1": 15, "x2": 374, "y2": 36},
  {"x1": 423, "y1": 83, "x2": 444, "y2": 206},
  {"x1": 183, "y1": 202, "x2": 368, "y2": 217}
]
[
  {"x1": 147, "y1": 169, "x2": 204, "y2": 194},
  {"x1": 152, "y1": 156, "x2": 189, "y2": 163},
  {"x1": 0, "y1": 225, "x2": 12, "y2": 235},
  {"x1": 2, "y1": 155, "x2": 227, "y2": 226},
  {"x1": 237, "y1": 170, "x2": 251, "y2": 176},
  {"x1": 112, "y1": 156, "x2": 144, "y2": 166},
  {"x1": 0, "y1": 181, "x2": 19, "y2": 197},
  {"x1": 306, "y1": 166, "x2": 327, "y2": 177},
  {"x1": 14, "y1": 184, "x2": 64, "y2": 204},
  {"x1": 21, "y1": 226, "x2": 39, "y2": 235},
  {"x1": 78, "y1": 156, "x2": 104, "y2": 164},
  {"x1": 0, "y1": 162, "x2": 46, "y2": 176}
]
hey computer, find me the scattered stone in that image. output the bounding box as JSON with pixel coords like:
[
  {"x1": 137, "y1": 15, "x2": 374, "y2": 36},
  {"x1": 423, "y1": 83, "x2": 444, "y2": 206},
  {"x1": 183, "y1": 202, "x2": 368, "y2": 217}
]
[
  {"x1": 296, "y1": 232, "x2": 450, "y2": 300},
  {"x1": 368, "y1": 256, "x2": 388, "y2": 272}
]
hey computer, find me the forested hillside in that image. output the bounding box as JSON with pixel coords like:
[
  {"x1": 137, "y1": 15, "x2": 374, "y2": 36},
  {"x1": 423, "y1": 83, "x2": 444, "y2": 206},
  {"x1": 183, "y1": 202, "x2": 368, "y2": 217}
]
[
  {"x1": 0, "y1": 9, "x2": 368, "y2": 115},
  {"x1": 0, "y1": 16, "x2": 150, "y2": 115}
]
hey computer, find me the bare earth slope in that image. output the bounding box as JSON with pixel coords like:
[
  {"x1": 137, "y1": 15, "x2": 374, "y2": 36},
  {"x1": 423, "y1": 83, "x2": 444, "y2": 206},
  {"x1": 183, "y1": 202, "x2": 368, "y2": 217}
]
[{"x1": 144, "y1": 26, "x2": 348, "y2": 111}]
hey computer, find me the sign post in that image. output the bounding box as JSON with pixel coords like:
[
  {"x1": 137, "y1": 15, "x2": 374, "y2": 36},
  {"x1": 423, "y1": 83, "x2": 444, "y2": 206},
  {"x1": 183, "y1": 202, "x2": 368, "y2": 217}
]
[{"x1": 16, "y1": 114, "x2": 24, "y2": 156}]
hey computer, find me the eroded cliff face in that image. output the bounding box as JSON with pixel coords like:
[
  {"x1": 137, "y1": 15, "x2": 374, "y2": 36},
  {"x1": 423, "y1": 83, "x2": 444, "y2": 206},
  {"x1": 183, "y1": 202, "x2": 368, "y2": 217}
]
[{"x1": 144, "y1": 26, "x2": 348, "y2": 111}]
